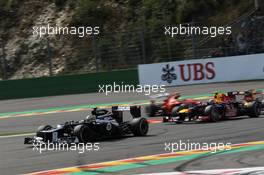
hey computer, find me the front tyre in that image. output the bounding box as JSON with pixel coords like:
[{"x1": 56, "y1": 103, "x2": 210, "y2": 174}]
[
  {"x1": 37, "y1": 125, "x2": 52, "y2": 132},
  {"x1": 204, "y1": 105, "x2": 221, "y2": 122},
  {"x1": 172, "y1": 106, "x2": 185, "y2": 123},
  {"x1": 130, "y1": 118, "x2": 149, "y2": 136}
]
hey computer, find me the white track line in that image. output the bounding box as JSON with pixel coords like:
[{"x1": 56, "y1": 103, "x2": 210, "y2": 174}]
[{"x1": 0, "y1": 133, "x2": 34, "y2": 139}]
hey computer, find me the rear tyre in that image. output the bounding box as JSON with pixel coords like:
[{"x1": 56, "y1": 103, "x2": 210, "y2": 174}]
[
  {"x1": 130, "y1": 118, "x2": 149, "y2": 136},
  {"x1": 74, "y1": 125, "x2": 95, "y2": 143},
  {"x1": 204, "y1": 105, "x2": 221, "y2": 122},
  {"x1": 37, "y1": 125, "x2": 52, "y2": 132},
  {"x1": 245, "y1": 101, "x2": 261, "y2": 118}
]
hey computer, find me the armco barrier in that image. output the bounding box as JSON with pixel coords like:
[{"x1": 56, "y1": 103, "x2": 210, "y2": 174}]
[{"x1": 0, "y1": 69, "x2": 138, "y2": 100}]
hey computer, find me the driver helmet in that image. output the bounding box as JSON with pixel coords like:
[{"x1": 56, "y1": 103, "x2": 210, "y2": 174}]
[
  {"x1": 214, "y1": 93, "x2": 225, "y2": 103},
  {"x1": 86, "y1": 115, "x2": 96, "y2": 122},
  {"x1": 208, "y1": 99, "x2": 215, "y2": 104}
]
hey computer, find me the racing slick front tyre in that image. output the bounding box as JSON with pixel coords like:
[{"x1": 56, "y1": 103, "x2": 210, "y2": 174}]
[
  {"x1": 37, "y1": 125, "x2": 52, "y2": 132},
  {"x1": 74, "y1": 125, "x2": 95, "y2": 143},
  {"x1": 204, "y1": 105, "x2": 221, "y2": 122},
  {"x1": 171, "y1": 106, "x2": 185, "y2": 123},
  {"x1": 245, "y1": 101, "x2": 261, "y2": 118},
  {"x1": 130, "y1": 118, "x2": 149, "y2": 136}
]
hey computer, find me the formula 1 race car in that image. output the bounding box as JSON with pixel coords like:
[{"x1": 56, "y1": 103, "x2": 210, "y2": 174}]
[
  {"x1": 145, "y1": 92, "x2": 201, "y2": 122},
  {"x1": 169, "y1": 90, "x2": 263, "y2": 123},
  {"x1": 145, "y1": 93, "x2": 170, "y2": 117},
  {"x1": 24, "y1": 106, "x2": 148, "y2": 144}
]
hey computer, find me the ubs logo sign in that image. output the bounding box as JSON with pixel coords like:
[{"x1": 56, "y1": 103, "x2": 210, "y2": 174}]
[{"x1": 161, "y1": 62, "x2": 216, "y2": 83}]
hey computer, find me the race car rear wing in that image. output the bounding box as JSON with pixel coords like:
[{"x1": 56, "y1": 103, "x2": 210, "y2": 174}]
[
  {"x1": 130, "y1": 106, "x2": 141, "y2": 118},
  {"x1": 226, "y1": 90, "x2": 263, "y2": 102},
  {"x1": 149, "y1": 93, "x2": 170, "y2": 99},
  {"x1": 226, "y1": 90, "x2": 263, "y2": 96},
  {"x1": 112, "y1": 106, "x2": 141, "y2": 118}
]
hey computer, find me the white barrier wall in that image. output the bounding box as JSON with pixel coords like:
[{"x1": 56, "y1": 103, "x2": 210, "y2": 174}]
[{"x1": 138, "y1": 53, "x2": 264, "y2": 86}]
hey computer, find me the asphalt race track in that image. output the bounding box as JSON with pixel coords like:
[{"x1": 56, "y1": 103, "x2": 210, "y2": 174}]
[{"x1": 0, "y1": 81, "x2": 264, "y2": 175}]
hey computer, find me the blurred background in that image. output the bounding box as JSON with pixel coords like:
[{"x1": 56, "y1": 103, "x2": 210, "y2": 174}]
[{"x1": 0, "y1": 0, "x2": 263, "y2": 80}]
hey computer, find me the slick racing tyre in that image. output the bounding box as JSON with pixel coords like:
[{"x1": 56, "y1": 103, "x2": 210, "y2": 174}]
[
  {"x1": 74, "y1": 125, "x2": 95, "y2": 143},
  {"x1": 204, "y1": 105, "x2": 221, "y2": 122},
  {"x1": 171, "y1": 106, "x2": 185, "y2": 123},
  {"x1": 37, "y1": 125, "x2": 52, "y2": 132},
  {"x1": 245, "y1": 101, "x2": 261, "y2": 118},
  {"x1": 130, "y1": 118, "x2": 149, "y2": 136}
]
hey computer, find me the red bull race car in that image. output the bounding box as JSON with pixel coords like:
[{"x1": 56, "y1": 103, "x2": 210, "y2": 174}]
[{"x1": 169, "y1": 90, "x2": 263, "y2": 123}]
